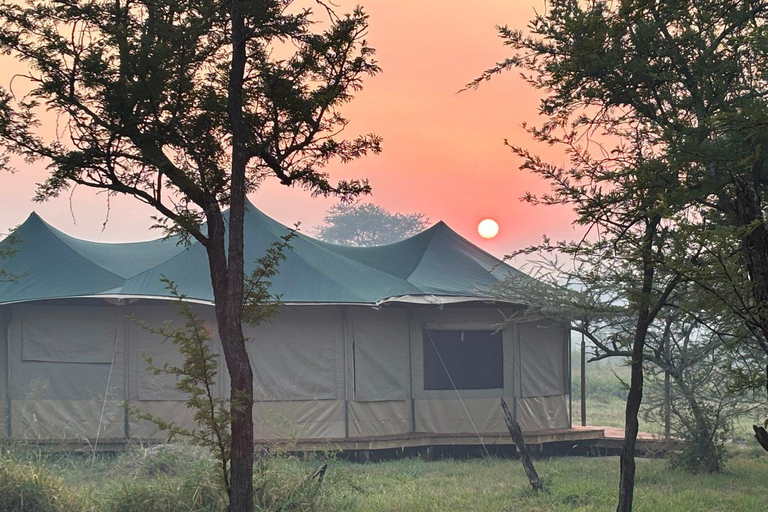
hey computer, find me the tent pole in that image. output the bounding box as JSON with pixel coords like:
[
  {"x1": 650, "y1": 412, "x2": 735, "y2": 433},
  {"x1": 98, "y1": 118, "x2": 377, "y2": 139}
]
[
  {"x1": 342, "y1": 308, "x2": 349, "y2": 439},
  {"x1": 5, "y1": 309, "x2": 11, "y2": 438},
  {"x1": 563, "y1": 325, "x2": 573, "y2": 428},
  {"x1": 123, "y1": 302, "x2": 130, "y2": 440},
  {"x1": 580, "y1": 330, "x2": 586, "y2": 427},
  {"x1": 407, "y1": 308, "x2": 415, "y2": 433}
]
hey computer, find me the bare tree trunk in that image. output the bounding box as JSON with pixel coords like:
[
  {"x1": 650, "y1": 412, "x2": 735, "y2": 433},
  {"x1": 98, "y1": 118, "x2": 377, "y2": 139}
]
[
  {"x1": 581, "y1": 330, "x2": 587, "y2": 427},
  {"x1": 617, "y1": 217, "x2": 660, "y2": 512},
  {"x1": 732, "y1": 175, "x2": 768, "y2": 453},
  {"x1": 500, "y1": 398, "x2": 543, "y2": 493},
  {"x1": 205, "y1": 202, "x2": 253, "y2": 512},
  {"x1": 617, "y1": 318, "x2": 649, "y2": 512},
  {"x1": 662, "y1": 315, "x2": 672, "y2": 441}
]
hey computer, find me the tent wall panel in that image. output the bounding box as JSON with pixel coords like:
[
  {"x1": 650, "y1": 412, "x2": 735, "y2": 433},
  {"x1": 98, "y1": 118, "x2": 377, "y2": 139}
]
[
  {"x1": 130, "y1": 399, "x2": 346, "y2": 441},
  {"x1": 348, "y1": 400, "x2": 410, "y2": 437},
  {"x1": 7, "y1": 305, "x2": 125, "y2": 402},
  {"x1": 19, "y1": 305, "x2": 118, "y2": 363},
  {"x1": 0, "y1": 308, "x2": 8, "y2": 438},
  {"x1": 350, "y1": 308, "x2": 410, "y2": 401},
  {"x1": 516, "y1": 395, "x2": 568, "y2": 431},
  {"x1": 244, "y1": 307, "x2": 341, "y2": 401},
  {"x1": 11, "y1": 399, "x2": 124, "y2": 440},
  {"x1": 128, "y1": 401, "x2": 199, "y2": 439},
  {"x1": 252, "y1": 400, "x2": 345, "y2": 439},
  {"x1": 519, "y1": 321, "x2": 567, "y2": 397},
  {"x1": 129, "y1": 304, "x2": 221, "y2": 402},
  {"x1": 414, "y1": 398, "x2": 509, "y2": 434},
  {"x1": 4, "y1": 303, "x2": 127, "y2": 440}
]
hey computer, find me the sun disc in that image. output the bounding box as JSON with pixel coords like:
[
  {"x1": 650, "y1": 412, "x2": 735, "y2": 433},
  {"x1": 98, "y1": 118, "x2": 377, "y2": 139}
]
[{"x1": 478, "y1": 219, "x2": 499, "y2": 239}]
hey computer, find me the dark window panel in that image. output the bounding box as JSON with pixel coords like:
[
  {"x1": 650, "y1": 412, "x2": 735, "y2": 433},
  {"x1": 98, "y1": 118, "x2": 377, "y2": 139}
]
[{"x1": 423, "y1": 329, "x2": 503, "y2": 390}]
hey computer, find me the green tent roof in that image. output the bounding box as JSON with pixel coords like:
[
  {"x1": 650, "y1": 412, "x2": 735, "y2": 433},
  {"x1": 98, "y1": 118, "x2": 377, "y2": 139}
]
[{"x1": 0, "y1": 203, "x2": 531, "y2": 306}]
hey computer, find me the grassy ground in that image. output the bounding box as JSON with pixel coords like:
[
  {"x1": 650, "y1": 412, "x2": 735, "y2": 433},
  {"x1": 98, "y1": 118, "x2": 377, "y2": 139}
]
[{"x1": 3, "y1": 444, "x2": 768, "y2": 512}]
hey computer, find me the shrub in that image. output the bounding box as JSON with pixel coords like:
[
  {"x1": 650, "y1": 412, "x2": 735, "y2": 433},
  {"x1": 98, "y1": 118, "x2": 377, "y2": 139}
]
[
  {"x1": 669, "y1": 430, "x2": 727, "y2": 474},
  {"x1": 97, "y1": 477, "x2": 226, "y2": 512},
  {"x1": 102, "y1": 443, "x2": 227, "y2": 512},
  {"x1": 253, "y1": 451, "x2": 329, "y2": 512},
  {"x1": 113, "y1": 443, "x2": 217, "y2": 478},
  {"x1": 0, "y1": 455, "x2": 83, "y2": 512}
]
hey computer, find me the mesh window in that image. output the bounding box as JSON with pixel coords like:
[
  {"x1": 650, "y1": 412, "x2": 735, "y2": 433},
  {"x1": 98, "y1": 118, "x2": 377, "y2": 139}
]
[{"x1": 423, "y1": 329, "x2": 503, "y2": 390}]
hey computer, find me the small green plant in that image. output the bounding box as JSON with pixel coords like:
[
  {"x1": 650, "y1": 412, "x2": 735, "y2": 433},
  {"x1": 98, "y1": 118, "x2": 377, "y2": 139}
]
[
  {"x1": 132, "y1": 278, "x2": 234, "y2": 491},
  {"x1": 132, "y1": 230, "x2": 297, "y2": 495}
]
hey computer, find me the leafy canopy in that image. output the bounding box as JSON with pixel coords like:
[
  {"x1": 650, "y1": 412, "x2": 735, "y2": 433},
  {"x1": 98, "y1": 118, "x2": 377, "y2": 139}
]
[
  {"x1": 0, "y1": 0, "x2": 381, "y2": 242},
  {"x1": 314, "y1": 202, "x2": 427, "y2": 246}
]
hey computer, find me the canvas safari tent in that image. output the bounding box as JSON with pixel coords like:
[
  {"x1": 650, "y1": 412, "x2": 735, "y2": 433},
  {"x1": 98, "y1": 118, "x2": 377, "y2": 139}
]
[{"x1": 0, "y1": 203, "x2": 570, "y2": 446}]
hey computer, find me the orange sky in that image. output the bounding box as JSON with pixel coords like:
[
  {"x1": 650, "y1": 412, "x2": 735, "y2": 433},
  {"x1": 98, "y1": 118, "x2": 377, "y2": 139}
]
[{"x1": 0, "y1": 0, "x2": 576, "y2": 258}]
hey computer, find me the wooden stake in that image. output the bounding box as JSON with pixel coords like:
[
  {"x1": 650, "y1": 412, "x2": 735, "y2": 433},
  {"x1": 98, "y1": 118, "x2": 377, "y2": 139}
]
[{"x1": 500, "y1": 398, "x2": 543, "y2": 492}]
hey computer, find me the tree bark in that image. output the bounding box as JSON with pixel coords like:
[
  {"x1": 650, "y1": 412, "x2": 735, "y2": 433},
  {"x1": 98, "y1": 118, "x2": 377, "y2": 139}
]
[
  {"x1": 617, "y1": 217, "x2": 660, "y2": 512},
  {"x1": 205, "y1": 201, "x2": 253, "y2": 512},
  {"x1": 732, "y1": 175, "x2": 768, "y2": 453},
  {"x1": 581, "y1": 330, "x2": 587, "y2": 427},
  {"x1": 733, "y1": 175, "x2": 768, "y2": 347},
  {"x1": 216, "y1": 1, "x2": 255, "y2": 510},
  {"x1": 500, "y1": 398, "x2": 543, "y2": 493}
]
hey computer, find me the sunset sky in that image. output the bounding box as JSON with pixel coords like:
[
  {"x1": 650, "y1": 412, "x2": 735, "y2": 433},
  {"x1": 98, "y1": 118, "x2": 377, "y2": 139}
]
[{"x1": 0, "y1": 0, "x2": 576, "y2": 259}]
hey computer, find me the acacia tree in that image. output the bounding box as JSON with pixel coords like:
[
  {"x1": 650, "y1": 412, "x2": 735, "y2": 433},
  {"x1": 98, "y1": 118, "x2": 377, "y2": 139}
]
[
  {"x1": 0, "y1": 1, "x2": 380, "y2": 510},
  {"x1": 486, "y1": 118, "x2": 691, "y2": 512},
  {"x1": 640, "y1": 309, "x2": 762, "y2": 473},
  {"x1": 477, "y1": 1, "x2": 768, "y2": 508},
  {"x1": 487, "y1": 0, "x2": 768, "y2": 442},
  {"x1": 314, "y1": 201, "x2": 427, "y2": 246}
]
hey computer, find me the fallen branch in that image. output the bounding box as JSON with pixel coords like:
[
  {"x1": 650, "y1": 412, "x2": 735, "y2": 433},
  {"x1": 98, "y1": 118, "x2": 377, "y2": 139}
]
[
  {"x1": 501, "y1": 398, "x2": 544, "y2": 492},
  {"x1": 753, "y1": 425, "x2": 768, "y2": 452},
  {"x1": 312, "y1": 463, "x2": 328, "y2": 485}
]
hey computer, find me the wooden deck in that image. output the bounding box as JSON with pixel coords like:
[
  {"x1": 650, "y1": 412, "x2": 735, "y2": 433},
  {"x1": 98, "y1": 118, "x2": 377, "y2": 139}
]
[
  {"x1": 6, "y1": 426, "x2": 674, "y2": 456},
  {"x1": 254, "y1": 425, "x2": 675, "y2": 456}
]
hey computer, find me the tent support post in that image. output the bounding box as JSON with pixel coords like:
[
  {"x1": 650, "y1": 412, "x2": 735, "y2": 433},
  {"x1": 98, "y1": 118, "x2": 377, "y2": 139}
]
[
  {"x1": 343, "y1": 309, "x2": 349, "y2": 439},
  {"x1": 567, "y1": 326, "x2": 573, "y2": 428},
  {"x1": 123, "y1": 304, "x2": 130, "y2": 440},
  {"x1": 580, "y1": 330, "x2": 586, "y2": 427},
  {"x1": 5, "y1": 310, "x2": 12, "y2": 438},
  {"x1": 407, "y1": 309, "x2": 416, "y2": 433}
]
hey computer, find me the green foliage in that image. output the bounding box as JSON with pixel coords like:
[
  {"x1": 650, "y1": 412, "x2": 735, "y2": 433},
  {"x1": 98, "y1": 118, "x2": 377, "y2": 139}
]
[
  {"x1": 315, "y1": 202, "x2": 428, "y2": 247},
  {"x1": 480, "y1": 0, "x2": 768, "y2": 428},
  {"x1": 668, "y1": 425, "x2": 727, "y2": 474},
  {"x1": 113, "y1": 443, "x2": 218, "y2": 479},
  {"x1": 133, "y1": 278, "x2": 233, "y2": 490},
  {"x1": 132, "y1": 231, "x2": 295, "y2": 492},
  {"x1": 0, "y1": 454, "x2": 83, "y2": 512},
  {"x1": 0, "y1": 0, "x2": 381, "y2": 240},
  {"x1": 0, "y1": 228, "x2": 21, "y2": 283},
  {"x1": 243, "y1": 227, "x2": 297, "y2": 326}
]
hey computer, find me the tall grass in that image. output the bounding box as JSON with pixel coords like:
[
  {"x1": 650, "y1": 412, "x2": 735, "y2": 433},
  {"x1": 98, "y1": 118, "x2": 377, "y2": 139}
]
[
  {"x1": 1, "y1": 443, "x2": 767, "y2": 511},
  {"x1": 0, "y1": 453, "x2": 83, "y2": 512}
]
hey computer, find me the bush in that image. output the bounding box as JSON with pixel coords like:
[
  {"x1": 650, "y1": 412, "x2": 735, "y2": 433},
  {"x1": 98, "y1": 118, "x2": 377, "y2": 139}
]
[
  {"x1": 253, "y1": 451, "x2": 329, "y2": 512},
  {"x1": 107, "y1": 443, "x2": 330, "y2": 512},
  {"x1": 101, "y1": 444, "x2": 227, "y2": 512},
  {"x1": 0, "y1": 455, "x2": 83, "y2": 512},
  {"x1": 97, "y1": 477, "x2": 226, "y2": 512},
  {"x1": 669, "y1": 431, "x2": 727, "y2": 474},
  {"x1": 113, "y1": 443, "x2": 217, "y2": 479}
]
